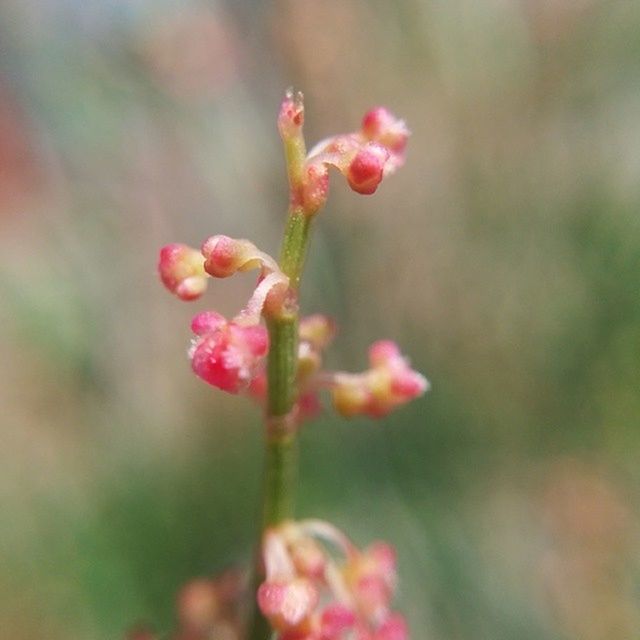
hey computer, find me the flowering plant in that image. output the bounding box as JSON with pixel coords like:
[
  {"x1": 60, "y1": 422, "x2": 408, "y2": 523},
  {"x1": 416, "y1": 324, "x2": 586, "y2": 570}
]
[{"x1": 153, "y1": 91, "x2": 428, "y2": 640}]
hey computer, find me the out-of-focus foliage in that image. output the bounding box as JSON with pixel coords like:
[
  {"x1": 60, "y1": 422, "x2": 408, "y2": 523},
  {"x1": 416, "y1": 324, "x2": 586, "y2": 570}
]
[{"x1": 1, "y1": 1, "x2": 640, "y2": 639}]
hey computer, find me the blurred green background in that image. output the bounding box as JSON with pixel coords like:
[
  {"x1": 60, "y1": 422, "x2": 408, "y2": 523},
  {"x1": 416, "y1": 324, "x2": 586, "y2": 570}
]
[{"x1": 1, "y1": 1, "x2": 640, "y2": 638}]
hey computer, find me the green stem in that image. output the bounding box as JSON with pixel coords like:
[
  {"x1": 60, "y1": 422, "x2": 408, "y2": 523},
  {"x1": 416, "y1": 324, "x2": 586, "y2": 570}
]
[{"x1": 248, "y1": 205, "x2": 314, "y2": 640}]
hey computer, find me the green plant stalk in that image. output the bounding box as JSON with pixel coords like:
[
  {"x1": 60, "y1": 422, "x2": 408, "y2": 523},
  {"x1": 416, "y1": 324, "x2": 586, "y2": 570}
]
[{"x1": 248, "y1": 204, "x2": 313, "y2": 640}]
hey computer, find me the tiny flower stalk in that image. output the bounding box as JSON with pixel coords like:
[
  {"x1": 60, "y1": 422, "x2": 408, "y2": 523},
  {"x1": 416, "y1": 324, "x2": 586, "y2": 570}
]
[{"x1": 156, "y1": 90, "x2": 425, "y2": 640}]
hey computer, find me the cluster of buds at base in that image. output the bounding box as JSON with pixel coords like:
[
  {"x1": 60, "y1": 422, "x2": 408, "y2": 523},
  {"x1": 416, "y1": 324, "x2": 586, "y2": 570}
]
[{"x1": 257, "y1": 520, "x2": 409, "y2": 640}]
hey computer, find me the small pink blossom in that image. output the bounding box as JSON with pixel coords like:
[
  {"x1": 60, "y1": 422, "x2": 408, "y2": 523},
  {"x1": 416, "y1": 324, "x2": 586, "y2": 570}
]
[
  {"x1": 189, "y1": 312, "x2": 268, "y2": 393},
  {"x1": 360, "y1": 108, "x2": 409, "y2": 172},
  {"x1": 346, "y1": 144, "x2": 390, "y2": 195},
  {"x1": 257, "y1": 578, "x2": 318, "y2": 631},
  {"x1": 374, "y1": 614, "x2": 409, "y2": 640},
  {"x1": 201, "y1": 234, "x2": 279, "y2": 278},
  {"x1": 158, "y1": 243, "x2": 208, "y2": 301}
]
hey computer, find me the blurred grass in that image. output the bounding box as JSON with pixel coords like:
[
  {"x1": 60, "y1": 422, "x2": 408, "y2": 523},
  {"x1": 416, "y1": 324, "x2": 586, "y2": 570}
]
[{"x1": 1, "y1": 0, "x2": 640, "y2": 638}]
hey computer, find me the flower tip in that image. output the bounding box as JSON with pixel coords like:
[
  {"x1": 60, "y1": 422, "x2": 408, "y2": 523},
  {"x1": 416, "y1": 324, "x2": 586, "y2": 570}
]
[{"x1": 278, "y1": 88, "x2": 305, "y2": 138}]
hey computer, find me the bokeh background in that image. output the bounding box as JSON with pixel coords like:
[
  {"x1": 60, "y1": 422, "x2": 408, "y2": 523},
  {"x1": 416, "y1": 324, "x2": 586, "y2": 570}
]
[{"x1": 2, "y1": 1, "x2": 640, "y2": 638}]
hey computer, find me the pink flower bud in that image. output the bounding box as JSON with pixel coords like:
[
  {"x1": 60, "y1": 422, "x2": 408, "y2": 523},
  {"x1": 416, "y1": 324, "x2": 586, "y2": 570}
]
[
  {"x1": 331, "y1": 341, "x2": 429, "y2": 418},
  {"x1": 190, "y1": 310, "x2": 226, "y2": 336},
  {"x1": 201, "y1": 234, "x2": 280, "y2": 279},
  {"x1": 189, "y1": 317, "x2": 268, "y2": 393},
  {"x1": 299, "y1": 315, "x2": 337, "y2": 351},
  {"x1": 361, "y1": 108, "x2": 409, "y2": 163},
  {"x1": 320, "y1": 604, "x2": 356, "y2": 638},
  {"x1": 368, "y1": 340, "x2": 401, "y2": 367},
  {"x1": 158, "y1": 243, "x2": 208, "y2": 301},
  {"x1": 374, "y1": 614, "x2": 408, "y2": 640},
  {"x1": 257, "y1": 578, "x2": 318, "y2": 631},
  {"x1": 278, "y1": 89, "x2": 305, "y2": 140},
  {"x1": 346, "y1": 144, "x2": 390, "y2": 195}
]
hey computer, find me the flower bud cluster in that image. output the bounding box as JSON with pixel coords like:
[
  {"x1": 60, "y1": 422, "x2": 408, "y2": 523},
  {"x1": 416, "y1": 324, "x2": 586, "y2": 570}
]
[
  {"x1": 278, "y1": 91, "x2": 410, "y2": 214},
  {"x1": 330, "y1": 341, "x2": 429, "y2": 418},
  {"x1": 157, "y1": 96, "x2": 424, "y2": 422},
  {"x1": 158, "y1": 235, "x2": 288, "y2": 394},
  {"x1": 257, "y1": 520, "x2": 408, "y2": 640}
]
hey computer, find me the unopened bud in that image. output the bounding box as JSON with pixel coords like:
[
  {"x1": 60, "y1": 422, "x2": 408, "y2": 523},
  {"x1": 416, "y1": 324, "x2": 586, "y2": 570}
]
[
  {"x1": 361, "y1": 108, "x2": 410, "y2": 161},
  {"x1": 346, "y1": 144, "x2": 389, "y2": 195},
  {"x1": 320, "y1": 604, "x2": 356, "y2": 637},
  {"x1": 257, "y1": 578, "x2": 318, "y2": 631},
  {"x1": 158, "y1": 243, "x2": 207, "y2": 301},
  {"x1": 190, "y1": 318, "x2": 268, "y2": 393}
]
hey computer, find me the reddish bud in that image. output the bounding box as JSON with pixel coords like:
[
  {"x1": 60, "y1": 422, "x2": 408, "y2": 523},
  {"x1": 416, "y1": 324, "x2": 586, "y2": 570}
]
[
  {"x1": 201, "y1": 235, "x2": 243, "y2": 278},
  {"x1": 374, "y1": 614, "x2": 408, "y2": 640},
  {"x1": 257, "y1": 578, "x2": 318, "y2": 631},
  {"x1": 346, "y1": 144, "x2": 389, "y2": 195},
  {"x1": 320, "y1": 604, "x2": 356, "y2": 638},
  {"x1": 361, "y1": 108, "x2": 409, "y2": 162},
  {"x1": 158, "y1": 243, "x2": 207, "y2": 301},
  {"x1": 190, "y1": 318, "x2": 268, "y2": 393},
  {"x1": 201, "y1": 234, "x2": 279, "y2": 279},
  {"x1": 191, "y1": 310, "x2": 226, "y2": 336}
]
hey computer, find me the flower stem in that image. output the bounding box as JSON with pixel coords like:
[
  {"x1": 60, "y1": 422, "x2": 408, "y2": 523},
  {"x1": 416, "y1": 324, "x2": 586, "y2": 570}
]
[{"x1": 248, "y1": 205, "x2": 314, "y2": 640}]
